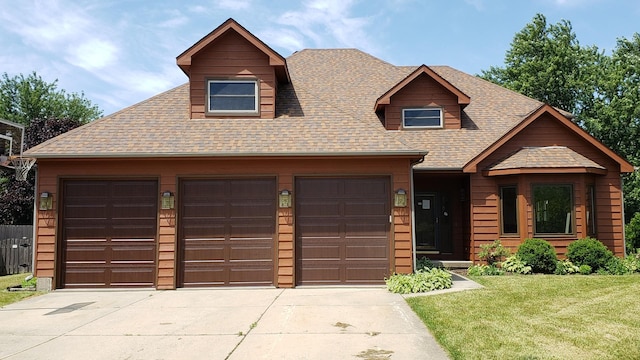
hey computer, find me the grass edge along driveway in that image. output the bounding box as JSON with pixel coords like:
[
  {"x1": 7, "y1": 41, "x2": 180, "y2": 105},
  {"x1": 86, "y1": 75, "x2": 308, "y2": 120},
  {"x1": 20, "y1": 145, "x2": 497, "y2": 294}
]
[
  {"x1": 0, "y1": 274, "x2": 42, "y2": 307},
  {"x1": 407, "y1": 275, "x2": 640, "y2": 360}
]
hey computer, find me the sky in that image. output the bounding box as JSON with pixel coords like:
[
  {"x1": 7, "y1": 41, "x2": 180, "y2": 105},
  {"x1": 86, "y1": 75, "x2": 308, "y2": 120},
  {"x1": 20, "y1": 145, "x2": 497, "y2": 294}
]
[{"x1": 1, "y1": 0, "x2": 639, "y2": 117}]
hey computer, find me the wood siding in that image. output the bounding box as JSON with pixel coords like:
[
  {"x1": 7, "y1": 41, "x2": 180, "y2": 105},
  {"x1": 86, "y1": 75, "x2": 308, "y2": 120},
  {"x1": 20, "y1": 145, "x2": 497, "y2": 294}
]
[
  {"x1": 469, "y1": 115, "x2": 625, "y2": 259},
  {"x1": 384, "y1": 74, "x2": 461, "y2": 130},
  {"x1": 34, "y1": 157, "x2": 414, "y2": 289},
  {"x1": 189, "y1": 30, "x2": 277, "y2": 119}
]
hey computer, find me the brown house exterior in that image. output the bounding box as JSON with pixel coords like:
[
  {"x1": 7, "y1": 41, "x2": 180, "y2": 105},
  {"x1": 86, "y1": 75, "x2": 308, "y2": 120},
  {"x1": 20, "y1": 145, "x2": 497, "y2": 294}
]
[{"x1": 25, "y1": 19, "x2": 634, "y2": 290}]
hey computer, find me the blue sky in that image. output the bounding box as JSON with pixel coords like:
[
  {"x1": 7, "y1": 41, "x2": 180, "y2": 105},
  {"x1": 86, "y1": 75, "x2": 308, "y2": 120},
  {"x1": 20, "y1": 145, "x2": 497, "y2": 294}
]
[{"x1": 1, "y1": 0, "x2": 639, "y2": 116}]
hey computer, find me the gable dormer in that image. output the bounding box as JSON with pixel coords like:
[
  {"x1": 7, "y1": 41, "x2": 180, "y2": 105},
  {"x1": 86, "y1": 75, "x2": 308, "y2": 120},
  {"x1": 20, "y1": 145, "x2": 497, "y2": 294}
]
[
  {"x1": 375, "y1": 65, "x2": 470, "y2": 130},
  {"x1": 177, "y1": 18, "x2": 290, "y2": 119}
]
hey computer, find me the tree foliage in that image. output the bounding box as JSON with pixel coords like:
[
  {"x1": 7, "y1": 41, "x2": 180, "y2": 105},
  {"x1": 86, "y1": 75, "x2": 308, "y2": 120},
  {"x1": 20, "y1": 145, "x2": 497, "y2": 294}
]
[
  {"x1": 0, "y1": 72, "x2": 102, "y2": 126},
  {"x1": 0, "y1": 117, "x2": 83, "y2": 224},
  {"x1": 480, "y1": 14, "x2": 640, "y2": 222},
  {"x1": 0, "y1": 72, "x2": 99, "y2": 224}
]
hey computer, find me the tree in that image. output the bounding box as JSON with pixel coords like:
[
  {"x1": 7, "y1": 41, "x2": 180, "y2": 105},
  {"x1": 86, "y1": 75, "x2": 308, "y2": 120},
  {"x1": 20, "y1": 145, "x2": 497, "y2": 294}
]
[
  {"x1": 0, "y1": 118, "x2": 84, "y2": 224},
  {"x1": 480, "y1": 14, "x2": 640, "y2": 223},
  {"x1": 480, "y1": 13, "x2": 603, "y2": 117},
  {"x1": 0, "y1": 72, "x2": 102, "y2": 126}
]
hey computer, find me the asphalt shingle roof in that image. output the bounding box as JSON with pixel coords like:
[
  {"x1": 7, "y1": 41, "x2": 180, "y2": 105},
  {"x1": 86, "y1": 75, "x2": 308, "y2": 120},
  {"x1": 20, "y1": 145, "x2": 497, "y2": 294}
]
[
  {"x1": 486, "y1": 146, "x2": 606, "y2": 171},
  {"x1": 26, "y1": 48, "x2": 551, "y2": 168}
]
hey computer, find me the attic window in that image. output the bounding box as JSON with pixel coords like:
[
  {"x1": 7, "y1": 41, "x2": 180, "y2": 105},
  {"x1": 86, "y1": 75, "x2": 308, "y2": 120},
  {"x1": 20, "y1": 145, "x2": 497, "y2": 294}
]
[
  {"x1": 403, "y1": 108, "x2": 443, "y2": 128},
  {"x1": 207, "y1": 80, "x2": 258, "y2": 114}
]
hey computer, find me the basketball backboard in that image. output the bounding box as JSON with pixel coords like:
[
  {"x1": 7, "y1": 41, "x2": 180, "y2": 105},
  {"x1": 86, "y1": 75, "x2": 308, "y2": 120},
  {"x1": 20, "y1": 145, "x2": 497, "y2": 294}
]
[{"x1": 0, "y1": 119, "x2": 34, "y2": 180}]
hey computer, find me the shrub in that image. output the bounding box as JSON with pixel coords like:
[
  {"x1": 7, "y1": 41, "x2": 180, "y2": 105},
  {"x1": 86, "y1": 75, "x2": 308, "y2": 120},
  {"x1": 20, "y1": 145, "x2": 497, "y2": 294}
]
[
  {"x1": 416, "y1": 257, "x2": 435, "y2": 270},
  {"x1": 478, "y1": 239, "x2": 511, "y2": 265},
  {"x1": 502, "y1": 255, "x2": 532, "y2": 274},
  {"x1": 626, "y1": 212, "x2": 640, "y2": 254},
  {"x1": 554, "y1": 259, "x2": 579, "y2": 275},
  {"x1": 579, "y1": 264, "x2": 592, "y2": 275},
  {"x1": 385, "y1": 268, "x2": 453, "y2": 294},
  {"x1": 566, "y1": 238, "x2": 614, "y2": 272},
  {"x1": 467, "y1": 264, "x2": 504, "y2": 276},
  {"x1": 516, "y1": 238, "x2": 557, "y2": 273},
  {"x1": 600, "y1": 257, "x2": 632, "y2": 275},
  {"x1": 621, "y1": 252, "x2": 640, "y2": 273}
]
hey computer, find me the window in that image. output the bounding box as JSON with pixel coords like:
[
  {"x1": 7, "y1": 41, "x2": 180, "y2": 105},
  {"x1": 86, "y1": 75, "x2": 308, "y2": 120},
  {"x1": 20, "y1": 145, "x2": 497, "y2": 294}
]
[
  {"x1": 500, "y1": 186, "x2": 518, "y2": 235},
  {"x1": 403, "y1": 108, "x2": 442, "y2": 128},
  {"x1": 533, "y1": 184, "x2": 574, "y2": 235},
  {"x1": 207, "y1": 80, "x2": 258, "y2": 114},
  {"x1": 586, "y1": 185, "x2": 597, "y2": 236}
]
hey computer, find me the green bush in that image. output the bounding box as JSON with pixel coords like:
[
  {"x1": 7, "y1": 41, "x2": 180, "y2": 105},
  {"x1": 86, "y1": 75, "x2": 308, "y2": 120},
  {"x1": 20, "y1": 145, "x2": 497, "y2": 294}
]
[
  {"x1": 478, "y1": 239, "x2": 511, "y2": 265},
  {"x1": 385, "y1": 268, "x2": 453, "y2": 294},
  {"x1": 598, "y1": 256, "x2": 633, "y2": 275},
  {"x1": 555, "y1": 259, "x2": 580, "y2": 275},
  {"x1": 626, "y1": 212, "x2": 640, "y2": 254},
  {"x1": 516, "y1": 238, "x2": 557, "y2": 274},
  {"x1": 579, "y1": 264, "x2": 592, "y2": 275},
  {"x1": 621, "y1": 252, "x2": 640, "y2": 273},
  {"x1": 502, "y1": 255, "x2": 532, "y2": 274},
  {"x1": 467, "y1": 264, "x2": 504, "y2": 276},
  {"x1": 416, "y1": 257, "x2": 435, "y2": 270},
  {"x1": 566, "y1": 238, "x2": 614, "y2": 272}
]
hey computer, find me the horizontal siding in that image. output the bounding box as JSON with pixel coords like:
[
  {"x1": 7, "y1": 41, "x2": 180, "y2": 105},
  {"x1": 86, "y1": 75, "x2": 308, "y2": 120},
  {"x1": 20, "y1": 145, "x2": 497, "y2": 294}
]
[
  {"x1": 385, "y1": 74, "x2": 461, "y2": 130},
  {"x1": 469, "y1": 115, "x2": 625, "y2": 261},
  {"x1": 189, "y1": 30, "x2": 276, "y2": 119},
  {"x1": 35, "y1": 157, "x2": 414, "y2": 289}
]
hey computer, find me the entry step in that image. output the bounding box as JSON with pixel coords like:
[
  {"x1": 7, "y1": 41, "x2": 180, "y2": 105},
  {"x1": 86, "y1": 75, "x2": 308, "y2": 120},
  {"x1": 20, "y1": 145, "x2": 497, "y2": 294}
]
[{"x1": 431, "y1": 260, "x2": 472, "y2": 269}]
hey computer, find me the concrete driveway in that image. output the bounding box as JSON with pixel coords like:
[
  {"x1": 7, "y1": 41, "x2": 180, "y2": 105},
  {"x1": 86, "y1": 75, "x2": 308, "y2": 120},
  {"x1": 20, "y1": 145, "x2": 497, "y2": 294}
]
[{"x1": 0, "y1": 287, "x2": 450, "y2": 360}]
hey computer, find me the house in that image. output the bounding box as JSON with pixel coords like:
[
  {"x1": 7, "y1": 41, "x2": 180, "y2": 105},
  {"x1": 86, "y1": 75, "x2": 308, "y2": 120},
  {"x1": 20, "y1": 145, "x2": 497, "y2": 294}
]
[{"x1": 25, "y1": 19, "x2": 634, "y2": 290}]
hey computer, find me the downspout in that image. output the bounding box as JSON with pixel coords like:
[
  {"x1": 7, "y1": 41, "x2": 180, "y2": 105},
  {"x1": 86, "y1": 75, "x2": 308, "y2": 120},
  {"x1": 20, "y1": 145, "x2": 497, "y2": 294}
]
[
  {"x1": 410, "y1": 155, "x2": 426, "y2": 272},
  {"x1": 32, "y1": 165, "x2": 37, "y2": 275}
]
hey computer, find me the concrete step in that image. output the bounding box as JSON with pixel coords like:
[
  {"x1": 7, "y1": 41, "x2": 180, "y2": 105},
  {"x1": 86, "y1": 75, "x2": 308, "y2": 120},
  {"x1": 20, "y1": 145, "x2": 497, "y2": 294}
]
[{"x1": 431, "y1": 260, "x2": 472, "y2": 269}]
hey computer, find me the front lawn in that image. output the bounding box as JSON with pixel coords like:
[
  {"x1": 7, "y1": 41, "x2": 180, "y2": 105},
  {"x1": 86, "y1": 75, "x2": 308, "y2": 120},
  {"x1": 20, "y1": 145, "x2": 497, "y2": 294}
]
[
  {"x1": 407, "y1": 275, "x2": 640, "y2": 360},
  {"x1": 0, "y1": 273, "x2": 41, "y2": 307}
]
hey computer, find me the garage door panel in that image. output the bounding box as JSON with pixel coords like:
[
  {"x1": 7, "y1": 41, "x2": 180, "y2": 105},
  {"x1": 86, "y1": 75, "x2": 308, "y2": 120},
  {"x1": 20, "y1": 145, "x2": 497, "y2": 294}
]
[
  {"x1": 345, "y1": 244, "x2": 388, "y2": 259},
  {"x1": 64, "y1": 268, "x2": 108, "y2": 287},
  {"x1": 296, "y1": 177, "x2": 390, "y2": 285},
  {"x1": 62, "y1": 180, "x2": 158, "y2": 288},
  {"x1": 180, "y1": 178, "x2": 276, "y2": 287}
]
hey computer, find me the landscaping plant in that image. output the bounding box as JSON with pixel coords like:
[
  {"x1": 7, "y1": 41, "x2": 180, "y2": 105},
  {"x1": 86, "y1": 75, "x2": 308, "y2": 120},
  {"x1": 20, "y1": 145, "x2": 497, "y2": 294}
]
[
  {"x1": 467, "y1": 264, "x2": 504, "y2": 276},
  {"x1": 516, "y1": 238, "x2": 557, "y2": 273},
  {"x1": 385, "y1": 268, "x2": 453, "y2": 294},
  {"x1": 555, "y1": 259, "x2": 580, "y2": 275},
  {"x1": 501, "y1": 255, "x2": 532, "y2": 274},
  {"x1": 477, "y1": 239, "x2": 511, "y2": 266},
  {"x1": 566, "y1": 237, "x2": 614, "y2": 272}
]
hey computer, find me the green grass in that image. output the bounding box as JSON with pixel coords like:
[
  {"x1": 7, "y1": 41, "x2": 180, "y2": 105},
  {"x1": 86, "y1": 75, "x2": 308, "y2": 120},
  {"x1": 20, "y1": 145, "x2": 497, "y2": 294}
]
[
  {"x1": 407, "y1": 275, "x2": 640, "y2": 360},
  {"x1": 0, "y1": 273, "x2": 42, "y2": 307}
]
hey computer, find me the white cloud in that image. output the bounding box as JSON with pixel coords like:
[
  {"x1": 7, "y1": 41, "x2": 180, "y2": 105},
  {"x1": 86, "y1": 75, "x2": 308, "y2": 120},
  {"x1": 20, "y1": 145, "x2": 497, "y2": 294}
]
[
  {"x1": 65, "y1": 39, "x2": 119, "y2": 71},
  {"x1": 273, "y1": 0, "x2": 380, "y2": 54},
  {"x1": 465, "y1": 0, "x2": 485, "y2": 11},
  {"x1": 259, "y1": 28, "x2": 306, "y2": 54}
]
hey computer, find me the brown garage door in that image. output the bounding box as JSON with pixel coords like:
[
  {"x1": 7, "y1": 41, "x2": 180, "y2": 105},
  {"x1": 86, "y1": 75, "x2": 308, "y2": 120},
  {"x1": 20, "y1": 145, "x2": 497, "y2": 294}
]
[
  {"x1": 61, "y1": 180, "x2": 158, "y2": 288},
  {"x1": 296, "y1": 177, "x2": 390, "y2": 285},
  {"x1": 179, "y1": 178, "x2": 276, "y2": 287}
]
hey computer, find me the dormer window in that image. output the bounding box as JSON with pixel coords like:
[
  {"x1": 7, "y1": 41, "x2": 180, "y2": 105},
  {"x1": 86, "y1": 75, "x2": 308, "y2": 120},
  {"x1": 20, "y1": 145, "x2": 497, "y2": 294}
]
[
  {"x1": 402, "y1": 108, "x2": 443, "y2": 128},
  {"x1": 207, "y1": 79, "x2": 259, "y2": 114}
]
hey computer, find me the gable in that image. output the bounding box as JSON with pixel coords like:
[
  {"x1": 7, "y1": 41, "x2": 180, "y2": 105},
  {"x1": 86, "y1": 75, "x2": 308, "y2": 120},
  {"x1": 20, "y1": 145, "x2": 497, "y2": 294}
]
[
  {"x1": 375, "y1": 65, "x2": 470, "y2": 130},
  {"x1": 464, "y1": 105, "x2": 634, "y2": 174}
]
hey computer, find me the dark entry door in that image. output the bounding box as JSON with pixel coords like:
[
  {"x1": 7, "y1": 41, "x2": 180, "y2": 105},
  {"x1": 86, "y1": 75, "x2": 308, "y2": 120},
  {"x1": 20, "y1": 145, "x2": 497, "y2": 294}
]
[{"x1": 415, "y1": 193, "x2": 452, "y2": 253}]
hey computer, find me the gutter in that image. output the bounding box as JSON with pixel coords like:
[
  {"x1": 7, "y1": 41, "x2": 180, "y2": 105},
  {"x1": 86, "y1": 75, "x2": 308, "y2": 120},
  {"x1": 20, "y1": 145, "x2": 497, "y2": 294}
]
[{"x1": 25, "y1": 150, "x2": 429, "y2": 159}]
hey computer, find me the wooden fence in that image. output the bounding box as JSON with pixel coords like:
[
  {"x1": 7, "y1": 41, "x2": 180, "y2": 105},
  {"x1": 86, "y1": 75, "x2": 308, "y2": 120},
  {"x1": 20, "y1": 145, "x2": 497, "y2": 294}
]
[{"x1": 0, "y1": 225, "x2": 33, "y2": 275}]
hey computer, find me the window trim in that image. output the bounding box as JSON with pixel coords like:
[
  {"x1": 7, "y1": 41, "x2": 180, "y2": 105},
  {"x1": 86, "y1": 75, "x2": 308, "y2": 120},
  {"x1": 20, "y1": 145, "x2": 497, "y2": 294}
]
[
  {"x1": 402, "y1": 108, "x2": 443, "y2": 129},
  {"x1": 499, "y1": 185, "x2": 519, "y2": 236},
  {"x1": 206, "y1": 79, "x2": 259, "y2": 115},
  {"x1": 532, "y1": 183, "x2": 575, "y2": 236},
  {"x1": 586, "y1": 184, "x2": 597, "y2": 236}
]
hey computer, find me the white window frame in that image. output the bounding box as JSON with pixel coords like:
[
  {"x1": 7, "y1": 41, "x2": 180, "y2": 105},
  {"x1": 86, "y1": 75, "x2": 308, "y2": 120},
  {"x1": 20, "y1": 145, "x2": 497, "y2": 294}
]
[
  {"x1": 207, "y1": 79, "x2": 259, "y2": 115},
  {"x1": 402, "y1": 108, "x2": 443, "y2": 129}
]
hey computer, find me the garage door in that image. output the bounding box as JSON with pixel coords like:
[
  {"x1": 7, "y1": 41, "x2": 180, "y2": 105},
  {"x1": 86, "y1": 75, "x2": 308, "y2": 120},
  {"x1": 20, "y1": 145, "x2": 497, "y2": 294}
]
[
  {"x1": 179, "y1": 178, "x2": 276, "y2": 287},
  {"x1": 61, "y1": 180, "x2": 158, "y2": 288},
  {"x1": 296, "y1": 177, "x2": 390, "y2": 285}
]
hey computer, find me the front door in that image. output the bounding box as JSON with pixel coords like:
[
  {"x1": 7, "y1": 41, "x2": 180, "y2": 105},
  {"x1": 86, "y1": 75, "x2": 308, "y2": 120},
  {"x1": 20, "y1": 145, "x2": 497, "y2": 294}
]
[{"x1": 415, "y1": 193, "x2": 452, "y2": 253}]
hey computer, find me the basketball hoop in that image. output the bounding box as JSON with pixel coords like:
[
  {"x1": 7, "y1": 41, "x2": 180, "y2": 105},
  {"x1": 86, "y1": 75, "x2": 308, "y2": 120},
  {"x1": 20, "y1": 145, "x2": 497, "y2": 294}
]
[{"x1": 10, "y1": 156, "x2": 36, "y2": 181}]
